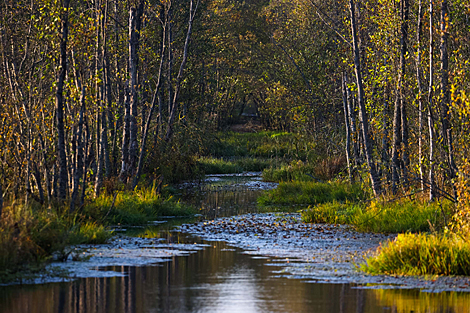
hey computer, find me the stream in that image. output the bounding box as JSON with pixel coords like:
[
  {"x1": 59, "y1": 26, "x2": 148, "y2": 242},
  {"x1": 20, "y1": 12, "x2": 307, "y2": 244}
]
[{"x1": 1, "y1": 173, "x2": 470, "y2": 313}]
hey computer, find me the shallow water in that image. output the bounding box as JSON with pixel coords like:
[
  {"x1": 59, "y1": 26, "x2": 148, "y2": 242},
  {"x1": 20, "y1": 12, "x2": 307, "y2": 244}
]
[
  {"x1": 1, "y1": 174, "x2": 470, "y2": 313},
  {"x1": 2, "y1": 238, "x2": 470, "y2": 313}
]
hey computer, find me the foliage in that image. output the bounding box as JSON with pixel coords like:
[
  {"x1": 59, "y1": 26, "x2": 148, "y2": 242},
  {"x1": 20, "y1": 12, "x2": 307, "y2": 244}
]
[{"x1": 361, "y1": 233, "x2": 470, "y2": 276}]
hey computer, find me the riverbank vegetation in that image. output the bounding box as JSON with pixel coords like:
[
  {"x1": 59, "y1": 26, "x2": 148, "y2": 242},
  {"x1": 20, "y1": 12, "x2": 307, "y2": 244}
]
[{"x1": 1, "y1": 0, "x2": 470, "y2": 279}]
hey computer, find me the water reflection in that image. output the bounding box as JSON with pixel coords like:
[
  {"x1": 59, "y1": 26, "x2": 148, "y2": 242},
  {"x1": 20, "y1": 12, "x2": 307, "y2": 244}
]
[
  {"x1": 1, "y1": 239, "x2": 469, "y2": 313},
  {"x1": 2, "y1": 174, "x2": 470, "y2": 313}
]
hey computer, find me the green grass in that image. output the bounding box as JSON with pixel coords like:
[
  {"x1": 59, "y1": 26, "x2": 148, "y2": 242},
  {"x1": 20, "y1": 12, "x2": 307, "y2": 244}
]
[
  {"x1": 0, "y1": 204, "x2": 112, "y2": 282},
  {"x1": 258, "y1": 181, "x2": 367, "y2": 207},
  {"x1": 0, "y1": 184, "x2": 195, "y2": 283},
  {"x1": 208, "y1": 131, "x2": 319, "y2": 161},
  {"x1": 302, "y1": 199, "x2": 450, "y2": 234},
  {"x1": 360, "y1": 233, "x2": 470, "y2": 276},
  {"x1": 85, "y1": 185, "x2": 195, "y2": 226},
  {"x1": 198, "y1": 157, "x2": 278, "y2": 174}
]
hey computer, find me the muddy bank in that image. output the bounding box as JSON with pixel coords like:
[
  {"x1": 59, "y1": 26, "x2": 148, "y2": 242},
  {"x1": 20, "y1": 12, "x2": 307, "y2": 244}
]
[{"x1": 177, "y1": 213, "x2": 470, "y2": 293}]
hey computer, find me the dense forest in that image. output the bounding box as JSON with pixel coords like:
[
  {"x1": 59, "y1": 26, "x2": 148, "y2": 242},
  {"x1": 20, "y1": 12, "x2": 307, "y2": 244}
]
[{"x1": 1, "y1": 0, "x2": 470, "y2": 221}]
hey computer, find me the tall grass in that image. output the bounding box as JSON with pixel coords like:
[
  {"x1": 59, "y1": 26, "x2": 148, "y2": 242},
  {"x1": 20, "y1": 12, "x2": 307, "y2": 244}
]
[
  {"x1": 361, "y1": 233, "x2": 470, "y2": 275},
  {"x1": 198, "y1": 157, "x2": 277, "y2": 174},
  {"x1": 0, "y1": 203, "x2": 111, "y2": 280},
  {"x1": 263, "y1": 158, "x2": 346, "y2": 182},
  {"x1": 302, "y1": 199, "x2": 450, "y2": 234},
  {"x1": 258, "y1": 181, "x2": 367, "y2": 206},
  {"x1": 84, "y1": 185, "x2": 195, "y2": 225}
]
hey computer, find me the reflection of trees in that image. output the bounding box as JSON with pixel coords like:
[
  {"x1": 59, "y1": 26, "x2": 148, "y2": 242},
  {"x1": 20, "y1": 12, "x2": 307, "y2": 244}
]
[
  {"x1": 370, "y1": 288, "x2": 470, "y2": 313},
  {"x1": 2, "y1": 249, "x2": 470, "y2": 312}
]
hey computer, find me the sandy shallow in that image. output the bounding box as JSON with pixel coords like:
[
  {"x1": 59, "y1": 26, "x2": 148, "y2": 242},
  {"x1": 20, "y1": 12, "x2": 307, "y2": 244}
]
[{"x1": 177, "y1": 212, "x2": 470, "y2": 293}]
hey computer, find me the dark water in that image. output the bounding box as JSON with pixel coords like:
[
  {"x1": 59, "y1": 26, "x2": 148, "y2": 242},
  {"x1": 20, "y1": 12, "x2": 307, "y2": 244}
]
[{"x1": 1, "y1": 175, "x2": 470, "y2": 313}]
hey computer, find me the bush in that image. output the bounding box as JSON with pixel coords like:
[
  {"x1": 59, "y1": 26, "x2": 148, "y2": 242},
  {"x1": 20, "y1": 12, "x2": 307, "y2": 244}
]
[{"x1": 361, "y1": 233, "x2": 470, "y2": 276}]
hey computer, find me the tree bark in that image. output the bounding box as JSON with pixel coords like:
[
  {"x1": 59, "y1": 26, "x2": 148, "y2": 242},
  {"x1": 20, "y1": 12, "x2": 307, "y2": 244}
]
[
  {"x1": 391, "y1": 0, "x2": 409, "y2": 193},
  {"x1": 342, "y1": 73, "x2": 353, "y2": 183},
  {"x1": 440, "y1": 0, "x2": 457, "y2": 200},
  {"x1": 56, "y1": 0, "x2": 71, "y2": 200},
  {"x1": 417, "y1": 0, "x2": 425, "y2": 190},
  {"x1": 348, "y1": 0, "x2": 381, "y2": 196},
  {"x1": 428, "y1": 0, "x2": 436, "y2": 201}
]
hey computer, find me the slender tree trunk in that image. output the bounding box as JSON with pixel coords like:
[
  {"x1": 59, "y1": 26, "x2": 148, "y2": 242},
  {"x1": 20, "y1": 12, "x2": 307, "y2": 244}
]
[
  {"x1": 440, "y1": 0, "x2": 457, "y2": 200},
  {"x1": 71, "y1": 86, "x2": 85, "y2": 212},
  {"x1": 126, "y1": 2, "x2": 144, "y2": 181},
  {"x1": 133, "y1": 13, "x2": 167, "y2": 189},
  {"x1": 0, "y1": 181, "x2": 3, "y2": 218},
  {"x1": 345, "y1": 77, "x2": 360, "y2": 167},
  {"x1": 164, "y1": 0, "x2": 200, "y2": 142},
  {"x1": 56, "y1": 0, "x2": 71, "y2": 200},
  {"x1": 348, "y1": 0, "x2": 381, "y2": 196},
  {"x1": 342, "y1": 73, "x2": 353, "y2": 183},
  {"x1": 391, "y1": 0, "x2": 409, "y2": 193},
  {"x1": 429, "y1": 0, "x2": 436, "y2": 201},
  {"x1": 417, "y1": 0, "x2": 425, "y2": 190},
  {"x1": 400, "y1": 0, "x2": 410, "y2": 186},
  {"x1": 95, "y1": 2, "x2": 104, "y2": 196}
]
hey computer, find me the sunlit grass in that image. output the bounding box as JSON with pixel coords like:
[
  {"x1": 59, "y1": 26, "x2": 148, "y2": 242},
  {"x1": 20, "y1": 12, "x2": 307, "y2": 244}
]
[
  {"x1": 258, "y1": 181, "x2": 366, "y2": 206},
  {"x1": 198, "y1": 156, "x2": 279, "y2": 174},
  {"x1": 361, "y1": 233, "x2": 470, "y2": 276},
  {"x1": 301, "y1": 199, "x2": 450, "y2": 234}
]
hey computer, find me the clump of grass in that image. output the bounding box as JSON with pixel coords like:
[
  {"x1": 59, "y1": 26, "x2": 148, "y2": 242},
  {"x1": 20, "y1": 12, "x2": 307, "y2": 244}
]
[
  {"x1": 361, "y1": 233, "x2": 470, "y2": 276},
  {"x1": 302, "y1": 199, "x2": 449, "y2": 234},
  {"x1": 85, "y1": 185, "x2": 195, "y2": 225},
  {"x1": 208, "y1": 131, "x2": 318, "y2": 160},
  {"x1": 198, "y1": 157, "x2": 279, "y2": 174},
  {"x1": 258, "y1": 181, "x2": 366, "y2": 206},
  {"x1": 351, "y1": 200, "x2": 448, "y2": 233},
  {"x1": 301, "y1": 201, "x2": 359, "y2": 224},
  {"x1": 0, "y1": 203, "x2": 112, "y2": 282},
  {"x1": 197, "y1": 157, "x2": 243, "y2": 174},
  {"x1": 263, "y1": 158, "x2": 346, "y2": 182},
  {"x1": 263, "y1": 160, "x2": 317, "y2": 182}
]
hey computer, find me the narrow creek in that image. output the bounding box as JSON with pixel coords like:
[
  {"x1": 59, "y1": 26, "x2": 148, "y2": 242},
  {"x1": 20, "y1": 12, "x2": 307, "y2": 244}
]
[{"x1": 1, "y1": 173, "x2": 470, "y2": 313}]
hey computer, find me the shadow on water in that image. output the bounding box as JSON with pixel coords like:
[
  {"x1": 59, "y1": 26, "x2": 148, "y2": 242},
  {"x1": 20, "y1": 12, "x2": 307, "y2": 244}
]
[{"x1": 1, "y1": 174, "x2": 470, "y2": 312}]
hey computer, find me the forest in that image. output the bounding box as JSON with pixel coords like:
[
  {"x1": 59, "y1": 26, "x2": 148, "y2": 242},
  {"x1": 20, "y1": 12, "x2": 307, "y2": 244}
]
[{"x1": 1, "y1": 0, "x2": 470, "y2": 279}]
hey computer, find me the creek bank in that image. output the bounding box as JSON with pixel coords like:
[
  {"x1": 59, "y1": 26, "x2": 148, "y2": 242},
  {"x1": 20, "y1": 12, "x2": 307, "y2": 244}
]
[
  {"x1": 1, "y1": 235, "x2": 209, "y2": 286},
  {"x1": 177, "y1": 212, "x2": 470, "y2": 292}
]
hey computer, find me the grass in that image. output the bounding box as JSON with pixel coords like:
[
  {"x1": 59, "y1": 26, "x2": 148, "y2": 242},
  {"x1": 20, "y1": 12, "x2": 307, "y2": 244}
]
[
  {"x1": 0, "y1": 184, "x2": 195, "y2": 283},
  {"x1": 0, "y1": 203, "x2": 112, "y2": 282},
  {"x1": 301, "y1": 199, "x2": 450, "y2": 234},
  {"x1": 84, "y1": 185, "x2": 195, "y2": 226},
  {"x1": 258, "y1": 181, "x2": 367, "y2": 207},
  {"x1": 263, "y1": 158, "x2": 346, "y2": 182},
  {"x1": 197, "y1": 157, "x2": 278, "y2": 174},
  {"x1": 208, "y1": 131, "x2": 319, "y2": 161},
  {"x1": 361, "y1": 233, "x2": 470, "y2": 276}
]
